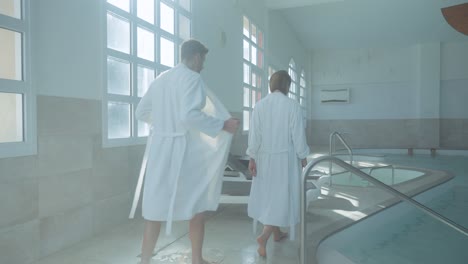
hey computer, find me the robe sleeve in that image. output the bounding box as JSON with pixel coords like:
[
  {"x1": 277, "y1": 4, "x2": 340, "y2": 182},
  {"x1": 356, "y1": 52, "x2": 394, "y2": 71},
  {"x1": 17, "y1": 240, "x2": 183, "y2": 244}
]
[
  {"x1": 291, "y1": 104, "x2": 310, "y2": 159},
  {"x1": 246, "y1": 106, "x2": 261, "y2": 160},
  {"x1": 135, "y1": 85, "x2": 153, "y2": 124},
  {"x1": 181, "y1": 74, "x2": 224, "y2": 138}
]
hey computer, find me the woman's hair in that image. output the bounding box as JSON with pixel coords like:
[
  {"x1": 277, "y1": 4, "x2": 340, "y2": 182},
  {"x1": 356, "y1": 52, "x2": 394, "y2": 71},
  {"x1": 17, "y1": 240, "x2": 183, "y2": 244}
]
[
  {"x1": 269, "y1": 70, "x2": 291, "y2": 95},
  {"x1": 181, "y1": 39, "x2": 209, "y2": 61}
]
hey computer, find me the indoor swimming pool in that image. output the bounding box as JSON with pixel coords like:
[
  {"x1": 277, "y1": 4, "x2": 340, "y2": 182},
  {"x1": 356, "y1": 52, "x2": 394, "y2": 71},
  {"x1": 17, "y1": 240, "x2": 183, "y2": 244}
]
[
  {"x1": 332, "y1": 167, "x2": 426, "y2": 187},
  {"x1": 316, "y1": 152, "x2": 468, "y2": 264}
]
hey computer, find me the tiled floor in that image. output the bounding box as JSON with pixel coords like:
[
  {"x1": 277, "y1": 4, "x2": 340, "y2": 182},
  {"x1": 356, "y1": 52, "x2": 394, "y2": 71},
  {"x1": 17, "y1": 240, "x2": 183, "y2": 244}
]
[{"x1": 35, "y1": 204, "x2": 300, "y2": 264}]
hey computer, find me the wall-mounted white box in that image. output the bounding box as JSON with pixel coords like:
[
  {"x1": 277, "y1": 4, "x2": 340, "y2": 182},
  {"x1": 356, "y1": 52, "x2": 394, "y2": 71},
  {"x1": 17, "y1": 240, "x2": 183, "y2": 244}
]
[{"x1": 320, "y1": 88, "x2": 350, "y2": 103}]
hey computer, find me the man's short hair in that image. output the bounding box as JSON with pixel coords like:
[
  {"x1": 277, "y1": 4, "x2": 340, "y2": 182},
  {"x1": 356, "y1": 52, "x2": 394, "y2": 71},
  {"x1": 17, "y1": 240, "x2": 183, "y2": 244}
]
[
  {"x1": 269, "y1": 70, "x2": 291, "y2": 95},
  {"x1": 181, "y1": 39, "x2": 209, "y2": 61}
]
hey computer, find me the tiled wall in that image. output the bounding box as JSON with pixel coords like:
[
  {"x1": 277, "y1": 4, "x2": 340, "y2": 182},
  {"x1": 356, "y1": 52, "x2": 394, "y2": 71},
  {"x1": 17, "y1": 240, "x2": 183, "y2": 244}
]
[
  {"x1": 0, "y1": 96, "x2": 143, "y2": 264},
  {"x1": 307, "y1": 119, "x2": 468, "y2": 150}
]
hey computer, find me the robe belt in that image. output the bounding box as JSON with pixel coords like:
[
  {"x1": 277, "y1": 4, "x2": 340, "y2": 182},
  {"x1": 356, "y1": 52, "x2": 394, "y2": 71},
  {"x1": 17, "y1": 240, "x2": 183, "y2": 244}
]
[{"x1": 129, "y1": 132, "x2": 153, "y2": 219}]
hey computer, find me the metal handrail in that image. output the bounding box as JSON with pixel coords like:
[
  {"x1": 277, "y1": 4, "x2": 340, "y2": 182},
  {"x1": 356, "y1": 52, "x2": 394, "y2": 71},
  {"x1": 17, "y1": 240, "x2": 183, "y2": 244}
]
[
  {"x1": 329, "y1": 132, "x2": 353, "y2": 186},
  {"x1": 369, "y1": 165, "x2": 395, "y2": 185},
  {"x1": 300, "y1": 156, "x2": 468, "y2": 264},
  {"x1": 329, "y1": 132, "x2": 353, "y2": 164}
]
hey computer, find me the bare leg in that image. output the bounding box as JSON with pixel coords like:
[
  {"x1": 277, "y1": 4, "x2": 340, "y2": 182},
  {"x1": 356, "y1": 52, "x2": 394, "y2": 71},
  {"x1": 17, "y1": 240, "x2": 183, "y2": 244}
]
[
  {"x1": 141, "y1": 220, "x2": 161, "y2": 264},
  {"x1": 273, "y1": 227, "x2": 288, "y2": 242},
  {"x1": 256, "y1": 225, "x2": 274, "y2": 257},
  {"x1": 190, "y1": 212, "x2": 207, "y2": 264}
]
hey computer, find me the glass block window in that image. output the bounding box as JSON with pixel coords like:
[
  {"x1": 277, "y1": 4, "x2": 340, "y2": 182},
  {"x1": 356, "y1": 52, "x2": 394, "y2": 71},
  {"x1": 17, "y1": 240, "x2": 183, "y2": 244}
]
[
  {"x1": 242, "y1": 15, "x2": 264, "y2": 132},
  {"x1": 0, "y1": 0, "x2": 35, "y2": 158},
  {"x1": 104, "y1": 0, "x2": 192, "y2": 146}
]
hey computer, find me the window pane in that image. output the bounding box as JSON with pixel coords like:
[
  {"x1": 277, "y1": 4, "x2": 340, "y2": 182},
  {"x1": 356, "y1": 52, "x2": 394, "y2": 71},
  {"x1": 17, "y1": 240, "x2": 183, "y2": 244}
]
[
  {"x1": 160, "y1": 2, "x2": 174, "y2": 34},
  {"x1": 137, "y1": 27, "x2": 155, "y2": 61},
  {"x1": 251, "y1": 46, "x2": 257, "y2": 65},
  {"x1": 107, "y1": 13, "x2": 130, "y2": 54},
  {"x1": 108, "y1": 102, "x2": 131, "y2": 139},
  {"x1": 179, "y1": 14, "x2": 191, "y2": 40},
  {"x1": 243, "y1": 110, "x2": 249, "y2": 131},
  {"x1": 300, "y1": 88, "x2": 304, "y2": 97},
  {"x1": 257, "y1": 75, "x2": 262, "y2": 89},
  {"x1": 160, "y1": 37, "x2": 174, "y2": 67},
  {"x1": 137, "y1": 0, "x2": 154, "y2": 24},
  {"x1": 258, "y1": 30, "x2": 263, "y2": 48},
  {"x1": 257, "y1": 91, "x2": 262, "y2": 101},
  {"x1": 243, "y1": 16, "x2": 249, "y2": 37},
  {"x1": 0, "y1": 28, "x2": 22, "y2": 81},
  {"x1": 107, "y1": 0, "x2": 129, "y2": 12},
  {"x1": 243, "y1": 87, "x2": 250, "y2": 107},
  {"x1": 251, "y1": 72, "x2": 256, "y2": 87},
  {"x1": 243, "y1": 39, "x2": 250, "y2": 61},
  {"x1": 257, "y1": 50, "x2": 263, "y2": 68},
  {"x1": 0, "y1": 0, "x2": 21, "y2": 19},
  {"x1": 179, "y1": 0, "x2": 191, "y2": 11},
  {"x1": 107, "y1": 57, "x2": 130, "y2": 95},
  {"x1": 137, "y1": 66, "x2": 154, "y2": 97},
  {"x1": 251, "y1": 90, "x2": 256, "y2": 108},
  {"x1": 251, "y1": 24, "x2": 257, "y2": 43},
  {"x1": 243, "y1": 63, "x2": 250, "y2": 84},
  {"x1": 0, "y1": 92, "x2": 23, "y2": 143}
]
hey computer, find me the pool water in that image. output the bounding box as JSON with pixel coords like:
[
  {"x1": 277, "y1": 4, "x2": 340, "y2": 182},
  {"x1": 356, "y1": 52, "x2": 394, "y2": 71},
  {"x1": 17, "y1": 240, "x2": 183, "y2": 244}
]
[
  {"x1": 321, "y1": 153, "x2": 468, "y2": 264},
  {"x1": 331, "y1": 167, "x2": 425, "y2": 187}
]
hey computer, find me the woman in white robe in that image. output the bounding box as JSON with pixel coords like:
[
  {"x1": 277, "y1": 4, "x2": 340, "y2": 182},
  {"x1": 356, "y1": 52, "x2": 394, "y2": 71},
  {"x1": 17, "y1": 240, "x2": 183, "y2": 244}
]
[
  {"x1": 133, "y1": 40, "x2": 239, "y2": 264},
  {"x1": 247, "y1": 70, "x2": 310, "y2": 257}
]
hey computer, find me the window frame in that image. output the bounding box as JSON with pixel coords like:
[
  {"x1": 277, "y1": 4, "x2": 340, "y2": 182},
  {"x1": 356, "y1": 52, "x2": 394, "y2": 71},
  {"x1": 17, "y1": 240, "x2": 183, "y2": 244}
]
[
  {"x1": 102, "y1": 0, "x2": 192, "y2": 148},
  {"x1": 0, "y1": 0, "x2": 37, "y2": 159}
]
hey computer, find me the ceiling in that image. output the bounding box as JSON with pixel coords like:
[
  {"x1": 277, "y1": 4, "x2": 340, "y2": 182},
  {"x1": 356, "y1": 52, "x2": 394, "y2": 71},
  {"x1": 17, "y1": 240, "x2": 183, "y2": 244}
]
[{"x1": 265, "y1": 0, "x2": 468, "y2": 49}]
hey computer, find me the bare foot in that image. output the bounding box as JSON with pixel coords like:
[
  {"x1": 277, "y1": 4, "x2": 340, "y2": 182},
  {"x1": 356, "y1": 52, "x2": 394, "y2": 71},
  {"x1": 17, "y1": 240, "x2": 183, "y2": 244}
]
[
  {"x1": 273, "y1": 231, "x2": 288, "y2": 242},
  {"x1": 256, "y1": 236, "x2": 267, "y2": 257}
]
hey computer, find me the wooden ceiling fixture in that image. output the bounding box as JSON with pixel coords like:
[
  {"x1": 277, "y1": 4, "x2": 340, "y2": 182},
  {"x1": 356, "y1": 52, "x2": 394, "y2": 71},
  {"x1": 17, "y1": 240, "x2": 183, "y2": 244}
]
[{"x1": 441, "y1": 3, "x2": 468, "y2": 36}]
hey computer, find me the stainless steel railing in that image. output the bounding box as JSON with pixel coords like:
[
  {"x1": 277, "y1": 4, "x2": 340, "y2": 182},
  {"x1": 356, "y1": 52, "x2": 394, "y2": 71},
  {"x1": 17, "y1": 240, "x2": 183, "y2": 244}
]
[
  {"x1": 329, "y1": 132, "x2": 353, "y2": 186},
  {"x1": 368, "y1": 165, "x2": 395, "y2": 185},
  {"x1": 300, "y1": 155, "x2": 468, "y2": 264}
]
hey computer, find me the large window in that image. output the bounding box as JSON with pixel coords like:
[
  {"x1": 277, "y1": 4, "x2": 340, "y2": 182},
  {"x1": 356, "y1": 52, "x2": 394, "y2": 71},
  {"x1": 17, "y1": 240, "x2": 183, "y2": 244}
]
[
  {"x1": 0, "y1": 0, "x2": 36, "y2": 158},
  {"x1": 288, "y1": 59, "x2": 298, "y2": 100},
  {"x1": 104, "y1": 0, "x2": 191, "y2": 147},
  {"x1": 299, "y1": 70, "x2": 307, "y2": 116},
  {"x1": 242, "y1": 15, "x2": 264, "y2": 132}
]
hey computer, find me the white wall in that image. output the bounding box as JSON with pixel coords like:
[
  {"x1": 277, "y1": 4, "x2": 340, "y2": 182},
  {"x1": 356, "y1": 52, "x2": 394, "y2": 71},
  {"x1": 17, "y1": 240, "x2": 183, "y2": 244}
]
[
  {"x1": 310, "y1": 40, "x2": 468, "y2": 120},
  {"x1": 310, "y1": 46, "x2": 419, "y2": 120},
  {"x1": 440, "y1": 41, "x2": 468, "y2": 119},
  {"x1": 31, "y1": 0, "x2": 102, "y2": 100},
  {"x1": 268, "y1": 10, "x2": 309, "y2": 73}
]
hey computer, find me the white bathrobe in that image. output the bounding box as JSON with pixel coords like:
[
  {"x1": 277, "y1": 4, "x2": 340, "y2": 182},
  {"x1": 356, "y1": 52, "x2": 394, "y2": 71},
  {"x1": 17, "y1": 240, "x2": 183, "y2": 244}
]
[
  {"x1": 247, "y1": 91, "x2": 310, "y2": 238},
  {"x1": 132, "y1": 63, "x2": 232, "y2": 234}
]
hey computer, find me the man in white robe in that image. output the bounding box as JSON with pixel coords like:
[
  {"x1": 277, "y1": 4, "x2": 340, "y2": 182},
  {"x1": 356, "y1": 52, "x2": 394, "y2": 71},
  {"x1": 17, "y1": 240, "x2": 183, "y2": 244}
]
[
  {"x1": 247, "y1": 70, "x2": 310, "y2": 257},
  {"x1": 134, "y1": 39, "x2": 240, "y2": 264}
]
